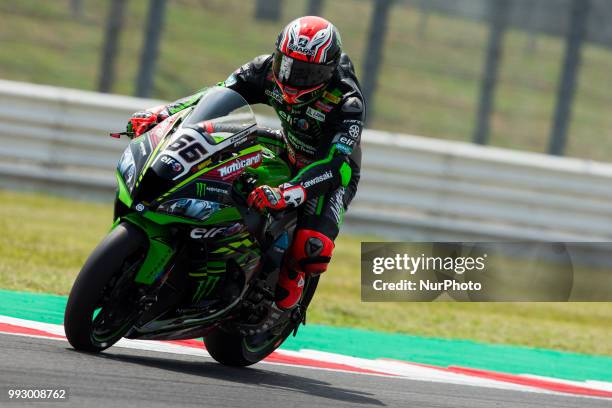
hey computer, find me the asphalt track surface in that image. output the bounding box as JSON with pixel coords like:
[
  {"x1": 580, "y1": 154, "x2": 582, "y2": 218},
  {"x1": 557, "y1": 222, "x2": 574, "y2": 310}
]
[{"x1": 0, "y1": 334, "x2": 609, "y2": 408}]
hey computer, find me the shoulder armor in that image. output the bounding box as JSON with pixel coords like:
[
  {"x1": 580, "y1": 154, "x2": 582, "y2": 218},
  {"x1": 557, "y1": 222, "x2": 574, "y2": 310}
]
[
  {"x1": 341, "y1": 96, "x2": 364, "y2": 114},
  {"x1": 252, "y1": 54, "x2": 273, "y2": 73},
  {"x1": 338, "y1": 53, "x2": 356, "y2": 76},
  {"x1": 233, "y1": 54, "x2": 273, "y2": 89}
]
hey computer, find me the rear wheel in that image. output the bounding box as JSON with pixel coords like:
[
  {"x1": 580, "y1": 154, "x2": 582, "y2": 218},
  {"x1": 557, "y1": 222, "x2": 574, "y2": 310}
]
[
  {"x1": 205, "y1": 275, "x2": 319, "y2": 366},
  {"x1": 64, "y1": 222, "x2": 147, "y2": 352}
]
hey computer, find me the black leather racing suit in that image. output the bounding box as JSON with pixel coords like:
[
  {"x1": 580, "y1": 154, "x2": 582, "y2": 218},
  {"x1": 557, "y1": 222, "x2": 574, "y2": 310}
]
[{"x1": 160, "y1": 53, "x2": 365, "y2": 240}]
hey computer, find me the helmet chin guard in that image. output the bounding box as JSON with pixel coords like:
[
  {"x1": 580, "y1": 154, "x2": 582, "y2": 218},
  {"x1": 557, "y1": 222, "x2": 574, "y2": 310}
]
[{"x1": 273, "y1": 75, "x2": 325, "y2": 105}]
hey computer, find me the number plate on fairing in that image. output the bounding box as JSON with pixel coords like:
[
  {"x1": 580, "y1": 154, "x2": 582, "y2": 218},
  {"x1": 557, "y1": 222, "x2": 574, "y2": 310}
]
[{"x1": 152, "y1": 128, "x2": 212, "y2": 180}]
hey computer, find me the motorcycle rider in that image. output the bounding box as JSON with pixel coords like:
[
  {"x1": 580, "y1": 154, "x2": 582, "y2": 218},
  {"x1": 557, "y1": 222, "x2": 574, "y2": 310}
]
[{"x1": 127, "y1": 16, "x2": 365, "y2": 310}]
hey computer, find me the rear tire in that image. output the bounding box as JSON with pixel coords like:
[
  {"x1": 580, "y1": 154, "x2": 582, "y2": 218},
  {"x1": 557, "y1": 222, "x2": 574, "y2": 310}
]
[
  {"x1": 64, "y1": 222, "x2": 146, "y2": 352},
  {"x1": 205, "y1": 276, "x2": 319, "y2": 366}
]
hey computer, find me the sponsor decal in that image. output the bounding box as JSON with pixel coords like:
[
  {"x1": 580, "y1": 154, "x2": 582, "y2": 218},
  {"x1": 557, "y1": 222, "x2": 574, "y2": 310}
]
[
  {"x1": 265, "y1": 88, "x2": 284, "y2": 104},
  {"x1": 278, "y1": 54, "x2": 293, "y2": 82},
  {"x1": 190, "y1": 227, "x2": 227, "y2": 239},
  {"x1": 302, "y1": 170, "x2": 333, "y2": 188},
  {"x1": 348, "y1": 125, "x2": 361, "y2": 139},
  {"x1": 336, "y1": 143, "x2": 352, "y2": 155},
  {"x1": 217, "y1": 153, "x2": 262, "y2": 178},
  {"x1": 160, "y1": 155, "x2": 183, "y2": 173},
  {"x1": 288, "y1": 37, "x2": 317, "y2": 57},
  {"x1": 297, "y1": 119, "x2": 309, "y2": 130},
  {"x1": 344, "y1": 119, "x2": 364, "y2": 125},
  {"x1": 229, "y1": 132, "x2": 252, "y2": 148},
  {"x1": 287, "y1": 132, "x2": 316, "y2": 154},
  {"x1": 323, "y1": 91, "x2": 341, "y2": 104},
  {"x1": 202, "y1": 183, "x2": 229, "y2": 195},
  {"x1": 194, "y1": 159, "x2": 212, "y2": 172},
  {"x1": 306, "y1": 107, "x2": 326, "y2": 122},
  {"x1": 339, "y1": 136, "x2": 356, "y2": 146},
  {"x1": 138, "y1": 141, "x2": 148, "y2": 157},
  {"x1": 314, "y1": 100, "x2": 333, "y2": 112},
  {"x1": 195, "y1": 182, "x2": 206, "y2": 197},
  {"x1": 277, "y1": 110, "x2": 293, "y2": 124}
]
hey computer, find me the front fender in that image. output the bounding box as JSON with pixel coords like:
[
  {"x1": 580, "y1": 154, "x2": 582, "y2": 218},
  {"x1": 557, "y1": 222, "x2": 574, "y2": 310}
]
[{"x1": 118, "y1": 213, "x2": 175, "y2": 285}]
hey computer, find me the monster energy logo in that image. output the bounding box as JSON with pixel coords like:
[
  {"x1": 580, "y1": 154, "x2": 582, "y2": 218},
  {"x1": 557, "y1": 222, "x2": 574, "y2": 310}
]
[
  {"x1": 195, "y1": 182, "x2": 206, "y2": 197},
  {"x1": 191, "y1": 276, "x2": 221, "y2": 303}
]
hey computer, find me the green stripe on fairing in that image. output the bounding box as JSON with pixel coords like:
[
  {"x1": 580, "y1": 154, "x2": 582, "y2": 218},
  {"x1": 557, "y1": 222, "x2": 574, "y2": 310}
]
[
  {"x1": 115, "y1": 171, "x2": 133, "y2": 208},
  {"x1": 160, "y1": 144, "x2": 262, "y2": 200},
  {"x1": 1, "y1": 289, "x2": 611, "y2": 383}
]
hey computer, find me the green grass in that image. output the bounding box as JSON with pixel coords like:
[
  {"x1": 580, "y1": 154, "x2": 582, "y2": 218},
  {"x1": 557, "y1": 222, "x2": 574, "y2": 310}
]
[
  {"x1": 1, "y1": 1, "x2": 612, "y2": 161},
  {"x1": 1, "y1": 189, "x2": 611, "y2": 356}
]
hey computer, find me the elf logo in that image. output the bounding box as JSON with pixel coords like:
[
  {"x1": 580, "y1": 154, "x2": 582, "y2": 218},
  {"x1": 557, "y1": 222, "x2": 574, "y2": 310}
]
[{"x1": 190, "y1": 227, "x2": 226, "y2": 239}]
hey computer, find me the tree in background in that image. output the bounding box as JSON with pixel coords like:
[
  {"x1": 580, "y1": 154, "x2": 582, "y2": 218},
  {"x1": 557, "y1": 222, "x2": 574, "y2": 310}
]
[
  {"x1": 98, "y1": 0, "x2": 127, "y2": 93},
  {"x1": 306, "y1": 0, "x2": 324, "y2": 16},
  {"x1": 361, "y1": 0, "x2": 393, "y2": 123},
  {"x1": 255, "y1": 0, "x2": 283, "y2": 21},
  {"x1": 135, "y1": 0, "x2": 167, "y2": 97},
  {"x1": 473, "y1": 0, "x2": 511, "y2": 145},
  {"x1": 548, "y1": 0, "x2": 591, "y2": 155},
  {"x1": 70, "y1": 0, "x2": 83, "y2": 19},
  {"x1": 417, "y1": 0, "x2": 431, "y2": 39}
]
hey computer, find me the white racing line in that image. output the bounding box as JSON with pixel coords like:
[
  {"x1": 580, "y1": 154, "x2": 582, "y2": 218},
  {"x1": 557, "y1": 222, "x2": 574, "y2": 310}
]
[{"x1": 0, "y1": 315, "x2": 610, "y2": 400}]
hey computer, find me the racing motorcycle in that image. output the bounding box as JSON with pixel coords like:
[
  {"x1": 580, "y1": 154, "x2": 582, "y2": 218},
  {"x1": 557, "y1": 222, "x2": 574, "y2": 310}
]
[{"x1": 64, "y1": 87, "x2": 318, "y2": 366}]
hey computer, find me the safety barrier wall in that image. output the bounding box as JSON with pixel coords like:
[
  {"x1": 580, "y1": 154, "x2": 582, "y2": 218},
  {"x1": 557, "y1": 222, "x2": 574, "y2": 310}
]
[{"x1": 2, "y1": 79, "x2": 612, "y2": 242}]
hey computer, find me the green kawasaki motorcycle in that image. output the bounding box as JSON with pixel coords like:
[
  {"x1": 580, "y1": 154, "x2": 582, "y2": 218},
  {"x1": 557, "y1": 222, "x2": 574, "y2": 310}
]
[{"x1": 64, "y1": 87, "x2": 318, "y2": 366}]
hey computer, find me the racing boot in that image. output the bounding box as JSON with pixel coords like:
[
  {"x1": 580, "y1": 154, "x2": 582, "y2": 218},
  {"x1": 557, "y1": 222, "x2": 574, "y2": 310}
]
[{"x1": 275, "y1": 264, "x2": 305, "y2": 310}]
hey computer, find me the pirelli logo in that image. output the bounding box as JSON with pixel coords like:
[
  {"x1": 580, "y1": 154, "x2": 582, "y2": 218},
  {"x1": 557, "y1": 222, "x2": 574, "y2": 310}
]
[{"x1": 323, "y1": 91, "x2": 341, "y2": 104}]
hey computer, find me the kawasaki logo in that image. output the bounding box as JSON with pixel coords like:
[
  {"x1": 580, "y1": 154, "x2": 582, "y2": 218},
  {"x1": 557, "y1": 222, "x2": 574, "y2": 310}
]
[
  {"x1": 302, "y1": 170, "x2": 333, "y2": 188},
  {"x1": 218, "y1": 153, "x2": 262, "y2": 177}
]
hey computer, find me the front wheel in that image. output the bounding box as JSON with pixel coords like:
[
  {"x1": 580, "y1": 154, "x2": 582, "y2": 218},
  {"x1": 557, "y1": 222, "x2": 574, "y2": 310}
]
[
  {"x1": 204, "y1": 275, "x2": 319, "y2": 367},
  {"x1": 64, "y1": 222, "x2": 147, "y2": 352}
]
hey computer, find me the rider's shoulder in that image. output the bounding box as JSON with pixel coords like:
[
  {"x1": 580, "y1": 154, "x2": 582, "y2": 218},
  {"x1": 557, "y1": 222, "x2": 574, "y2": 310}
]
[
  {"x1": 232, "y1": 55, "x2": 273, "y2": 87},
  {"x1": 332, "y1": 54, "x2": 363, "y2": 98},
  {"x1": 245, "y1": 54, "x2": 273, "y2": 73},
  {"x1": 326, "y1": 56, "x2": 364, "y2": 115}
]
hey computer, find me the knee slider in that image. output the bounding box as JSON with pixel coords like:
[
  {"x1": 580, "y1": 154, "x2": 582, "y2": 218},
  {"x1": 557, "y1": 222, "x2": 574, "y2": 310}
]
[{"x1": 290, "y1": 229, "x2": 334, "y2": 276}]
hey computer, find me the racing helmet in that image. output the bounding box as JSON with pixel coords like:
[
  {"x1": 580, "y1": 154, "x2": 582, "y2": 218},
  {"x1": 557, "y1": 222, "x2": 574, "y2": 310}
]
[{"x1": 272, "y1": 16, "x2": 342, "y2": 105}]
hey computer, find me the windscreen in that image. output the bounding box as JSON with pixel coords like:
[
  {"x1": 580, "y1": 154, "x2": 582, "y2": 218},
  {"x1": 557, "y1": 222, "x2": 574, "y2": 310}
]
[
  {"x1": 147, "y1": 87, "x2": 258, "y2": 185},
  {"x1": 183, "y1": 87, "x2": 256, "y2": 144}
]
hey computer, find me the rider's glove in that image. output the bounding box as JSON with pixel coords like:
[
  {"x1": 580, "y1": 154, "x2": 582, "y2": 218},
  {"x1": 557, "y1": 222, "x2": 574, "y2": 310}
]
[
  {"x1": 126, "y1": 111, "x2": 160, "y2": 138},
  {"x1": 247, "y1": 183, "x2": 306, "y2": 212}
]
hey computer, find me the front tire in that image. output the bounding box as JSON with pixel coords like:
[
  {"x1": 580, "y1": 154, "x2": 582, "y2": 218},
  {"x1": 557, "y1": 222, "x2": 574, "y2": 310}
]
[
  {"x1": 64, "y1": 222, "x2": 146, "y2": 352},
  {"x1": 205, "y1": 275, "x2": 319, "y2": 366}
]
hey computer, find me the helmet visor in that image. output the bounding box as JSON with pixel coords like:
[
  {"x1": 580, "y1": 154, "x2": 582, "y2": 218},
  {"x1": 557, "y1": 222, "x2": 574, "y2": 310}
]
[{"x1": 273, "y1": 52, "x2": 335, "y2": 89}]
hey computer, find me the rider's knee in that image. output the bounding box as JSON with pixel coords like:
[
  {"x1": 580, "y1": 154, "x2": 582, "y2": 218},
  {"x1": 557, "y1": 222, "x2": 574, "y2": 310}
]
[{"x1": 290, "y1": 229, "x2": 335, "y2": 276}]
